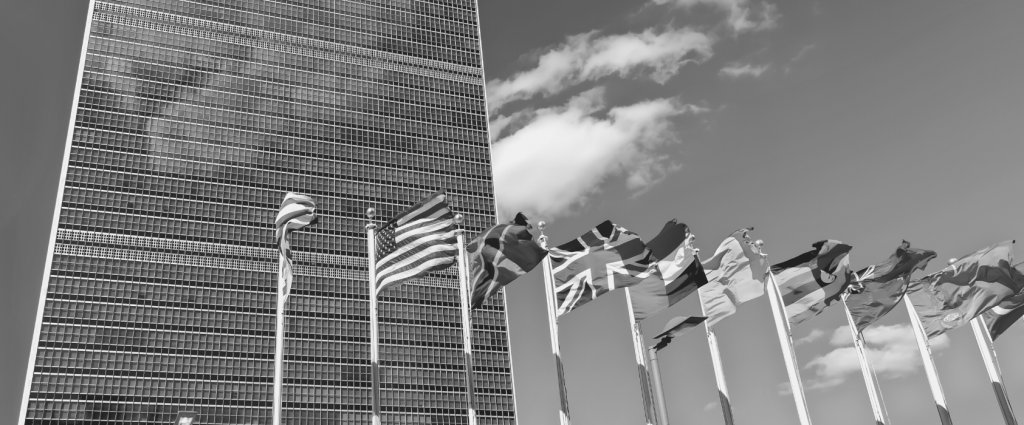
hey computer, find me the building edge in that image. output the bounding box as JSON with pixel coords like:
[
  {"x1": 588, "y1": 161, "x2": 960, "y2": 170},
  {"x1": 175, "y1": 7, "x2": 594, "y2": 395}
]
[
  {"x1": 17, "y1": 1, "x2": 98, "y2": 424},
  {"x1": 470, "y1": 1, "x2": 521, "y2": 422}
]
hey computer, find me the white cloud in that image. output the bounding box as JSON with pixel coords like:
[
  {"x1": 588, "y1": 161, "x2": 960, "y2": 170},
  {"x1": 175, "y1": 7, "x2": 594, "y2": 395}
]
[
  {"x1": 490, "y1": 87, "x2": 703, "y2": 220},
  {"x1": 704, "y1": 401, "x2": 719, "y2": 411},
  {"x1": 794, "y1": 328, "x2": 825, "y2": 346},
  {"x1": 486, "y1": 28, "x2": 713, "y2": 112},
  {"x1": 802, "y1": 324, "x2": 951, "y2": 390},
  {"x1": 652, "y1": 0, "x2": 780, "y2": 34},
  {"x1": 719, "y1": 63, "x2": 770, "y2": 79}
]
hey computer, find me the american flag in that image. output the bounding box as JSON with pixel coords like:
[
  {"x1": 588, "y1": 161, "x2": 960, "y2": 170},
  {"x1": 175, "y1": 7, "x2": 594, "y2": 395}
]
[
  {"x1": 374, "y1": 191, "x2": 458, "y2": 294},
  {"x1": 276, "y1": 192, "x2": 318, "y2": 301}
]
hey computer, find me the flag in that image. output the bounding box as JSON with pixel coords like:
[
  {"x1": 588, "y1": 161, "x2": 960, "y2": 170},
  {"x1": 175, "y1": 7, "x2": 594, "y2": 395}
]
[
  {"x1": 276, "y1": 192, "x2": 317, "y2": 301},
  {"x1": 845, "y1": 241, "x2": 937, "y2": 332},
  {"x1": 627, "y1": 220, "x2": 710, "y2": 321},
  {"x1": 652, "y1": 316, "x2": 708, "y2": 351},
  {"x1": 468, "y1": 213, "x2": 547, "y2": 309},
  {"x1": 697, "y1": 228, "x2": 768, "y2": 326},
  {"x1": 772, "y1": 240, "x2": 855, "y2": 327},
  {"x1": 983, "y1": 284, "x2": 1024, "y2": 341},
  {"x1": 907, "y1": 240, "x2": 1024, "y2": 338},
  {"x1": 549, "y1": 220, "x2": 661, "y2": 317},
  {"x1": 374, "y1": 191, "x2": 457, "y2": 294}
]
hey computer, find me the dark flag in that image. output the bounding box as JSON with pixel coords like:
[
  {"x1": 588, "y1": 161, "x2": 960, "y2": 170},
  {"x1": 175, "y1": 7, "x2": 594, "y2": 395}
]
[
  {"x1": 772, "y1": 240, "x2": 855, "y2": 326},
  {"x1": 907, "y1": 240, "x2": 1024, "y2": 338},
  {"x1": 549, "y1": 221, "x2": 661, "y2": 317},
  {"x1": 845, "y1": 241, "x2": 937, "y2": 332},
  {"x1": 374, "y1": 191, "x2": 458, "y2": 293},
  {"x1": 627, "y1": 220, "x2": 710, "y2": 320},
  {"x1": 982, "y1": 285, "x2": 1024, "y2": 341},
  {"x1": 652, "y1": 316, "x2": 708, "y2": 351},
  {"x1": 468, "y1": 213, "x2": 547, "y2": 309}
]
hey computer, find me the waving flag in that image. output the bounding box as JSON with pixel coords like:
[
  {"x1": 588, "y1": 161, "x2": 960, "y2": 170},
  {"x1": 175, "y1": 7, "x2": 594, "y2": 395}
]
[
  {"x1": 845, "y1": 241, "x2": 937, "y2": 332},
  {"x1": 652, "y1": 316, "x2": 708, "y2": 351},
  {"x1": 908, "y1": 241, "x2": 1024, "y2": 338},
  {"x1": 549, "y1": 221, "x2": 660, "y2": 317},
  {"x1": 772, "y1": 240, "x2": 855, "y2": 327},
  {"x1": 276, "y1": 192, "x2": 318, "y2": 301},
  {"x1": 468, "y1": 213, "x2": 547, "y2": 309},
  {"x1": 627, "y1": 220, "x2": 709, "y2": 321},
  {"x1": 697, "y1": 228, "x2": 768, "y2": 326},
  {"x1": 982, "y1": 284, "x2": 1024, "y2": 341},
  {"x1": 374, "y1": 191, "x2": 457, "y2": 294}
]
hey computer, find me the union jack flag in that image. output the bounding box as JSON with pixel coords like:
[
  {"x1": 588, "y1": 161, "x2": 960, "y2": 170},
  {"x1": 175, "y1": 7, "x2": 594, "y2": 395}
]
[{"x1": 549, "y1": 221, "x2": 661, "y2": 317}]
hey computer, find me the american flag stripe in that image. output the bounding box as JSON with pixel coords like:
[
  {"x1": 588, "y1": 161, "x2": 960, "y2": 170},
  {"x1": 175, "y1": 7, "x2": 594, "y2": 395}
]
[
  {"x1": 377, "y1": 237, "x2": 458, "y2": 280},
  {"x1": 374, "y1": 191, "x2": 458, "y2": 294},
  {"x1": 377, "y1": 229, "x2": 457, "y2": 271},
  {"x1": 276, "y1": 193, "x2": 317, "y2": 301},
  {"x1": 395, "y1": 218, "x2": 454, "y2": 243}
]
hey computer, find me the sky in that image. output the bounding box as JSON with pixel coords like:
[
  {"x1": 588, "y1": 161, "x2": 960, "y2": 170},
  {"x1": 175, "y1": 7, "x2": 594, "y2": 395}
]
[{"x1": 1, "y1": 0, "x2": 1024, "y2": 424}]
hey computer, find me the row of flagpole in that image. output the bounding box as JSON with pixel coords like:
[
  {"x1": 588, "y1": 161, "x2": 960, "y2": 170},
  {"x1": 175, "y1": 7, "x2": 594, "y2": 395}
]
[{"x1": 271, "y1": 192, "x2": 1020, "y2": 425}]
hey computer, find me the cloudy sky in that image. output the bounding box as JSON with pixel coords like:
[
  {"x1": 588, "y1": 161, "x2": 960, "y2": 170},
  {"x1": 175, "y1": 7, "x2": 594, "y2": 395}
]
[
  {"x1": 2, "y1": 0, "x2": 1024, "y2": 424},
  {"x1": 478, "y1": 0, "x2": 1024, "y2": 424}
]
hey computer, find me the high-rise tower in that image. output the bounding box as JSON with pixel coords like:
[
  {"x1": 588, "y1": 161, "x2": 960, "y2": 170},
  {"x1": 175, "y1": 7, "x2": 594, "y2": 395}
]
[{"x1": 19, "y1": 1, "x2": 514, "y2": 424}]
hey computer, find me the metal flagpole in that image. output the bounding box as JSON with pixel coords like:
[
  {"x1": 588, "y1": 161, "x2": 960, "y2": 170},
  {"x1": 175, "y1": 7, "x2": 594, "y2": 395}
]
[
  {"x1": 906, "y1": 300, "x2": 953, "y2": 425},
  {"x1": 841, "y1": 295, "x2": 889, "y2": 425},
  {"x1": 538, "y1": 222, "x2": 572, "y2": 425},
  {"x1": 454, "y1": 215, "x2": 479, "y2": 425},
  {"x1": 756, "y1": 241, "x2": 814, "y2": 425},
  {"x1": 695, "y1": 247, "x2": 736, "y2": 425},
  {"x1": 274, "y1": 252, "x2": 287, "y2": 425},
  {"x1": 970, "y1": 315, "x2": 1017, "y2": 425},
  {"x1": 366, "y1": 208, "x2": 382, "y2": 425},
  {"x1": 647, "y1": 346, "x2": 671, "y2": 425},
  {"x1": 624, "y1": 289, "x2": 660, "y2": 425}
]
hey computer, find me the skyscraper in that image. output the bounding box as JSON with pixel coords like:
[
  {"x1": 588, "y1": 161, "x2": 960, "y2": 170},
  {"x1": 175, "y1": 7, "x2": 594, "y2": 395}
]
[{"x1": 19, "y1": 1, "x2": 515, "y2": 424}]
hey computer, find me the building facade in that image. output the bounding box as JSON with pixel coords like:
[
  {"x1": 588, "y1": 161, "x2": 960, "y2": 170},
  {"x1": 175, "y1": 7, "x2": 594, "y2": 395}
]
[{"x1": 20, "y1": 1, "x2": 514, "y2": 424}]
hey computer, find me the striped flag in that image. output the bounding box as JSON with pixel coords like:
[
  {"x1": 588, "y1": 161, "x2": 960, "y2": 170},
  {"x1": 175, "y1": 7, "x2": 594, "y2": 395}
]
[
  {"x1": 549, "y1": 221, "x2": 661, "y2": 317},
  {"x1": 276, "y1": 192, "x2": 318, "y2": 301},
  {"x1": 467, "y1": 213, "x2": 547, "y2": 309},
  {"x1": 772, "y1": 240, "x2": 855, "y2": 327},
  {"x1": 374, "y1": 191, "x2": 458, "y2": 294},
  {"x1": 652, "y1": 316, "x2": 707, "y2": 351}
]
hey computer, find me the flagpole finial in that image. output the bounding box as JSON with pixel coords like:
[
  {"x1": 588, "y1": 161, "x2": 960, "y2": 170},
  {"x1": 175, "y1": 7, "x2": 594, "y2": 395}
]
[
  {"x1": 366, "y1": 208, "x2": 377, "y2": 231},
  {"x1": 753, "y1": 240, "x2": 766, "y2": 257},
  {"x1": 454, "y1": 214, "x2": 465, "y2": 236},
  {"x1": 537, "y1": 221, "x2": 548, "y2": 248}
]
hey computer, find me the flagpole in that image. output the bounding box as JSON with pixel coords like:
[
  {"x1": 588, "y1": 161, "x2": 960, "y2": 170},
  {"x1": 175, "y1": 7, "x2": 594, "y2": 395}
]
[
  {"x1": 454, "y1": 215, "x2": 479, "y2": 425},
  {"x1": 841, "y1": 295, "x2": 889, "y2": 425},
  {"x1": 538, "y1": 222, "x2": 572, "y2": 425},
  {"x1": 696, "y1": 247, "x2": 736, "y2": 425},
  {"x1": 970, "y1": 315, "x2": 1017, "y2": 425},
  {"x1": 624, "y1": 289, "x2": 660, "y2": 425},
  {"x1": 756, "y1": 241, "x2": 813, "y2": 425},
  {"x1": 274, "y1": 250, "x2": 287, "y2": 425},
  {"x1": 647, "y1": 346, "x2": 671, "y2": 425},
  {"x1": 366, "y1": 208, "x2": 382, "y2": 425},
  {"x1": 905, "y1": 299, "x2": 953, "y2": 425}
]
